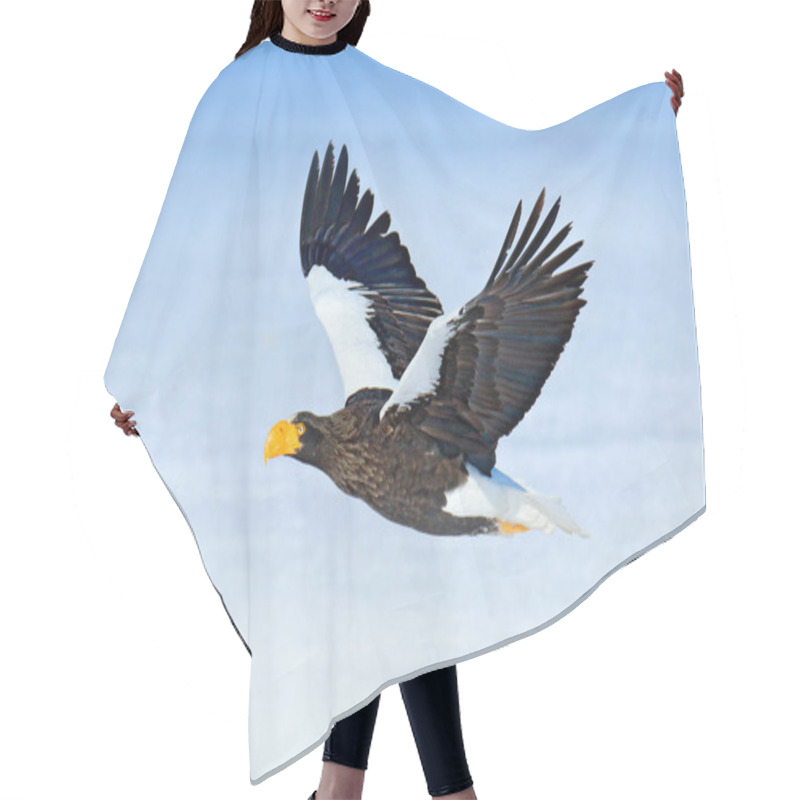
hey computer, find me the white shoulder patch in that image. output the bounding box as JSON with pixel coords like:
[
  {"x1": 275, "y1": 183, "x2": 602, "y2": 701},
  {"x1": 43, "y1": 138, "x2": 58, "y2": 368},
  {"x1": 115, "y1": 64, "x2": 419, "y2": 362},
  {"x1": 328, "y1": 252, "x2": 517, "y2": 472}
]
[
  {"x1": 379, "y1": 306, "x2": 461, "y2": 420},
  {"x1": 307, "y1": 265, "x2": 399, "y2": 400}
]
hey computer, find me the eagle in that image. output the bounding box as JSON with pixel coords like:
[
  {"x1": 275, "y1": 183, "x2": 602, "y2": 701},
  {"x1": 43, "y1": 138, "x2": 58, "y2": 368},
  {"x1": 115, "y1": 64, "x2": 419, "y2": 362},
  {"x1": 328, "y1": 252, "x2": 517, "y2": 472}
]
[{"x1": 264, "y1": 142, "x2": 593, "y2": 537}]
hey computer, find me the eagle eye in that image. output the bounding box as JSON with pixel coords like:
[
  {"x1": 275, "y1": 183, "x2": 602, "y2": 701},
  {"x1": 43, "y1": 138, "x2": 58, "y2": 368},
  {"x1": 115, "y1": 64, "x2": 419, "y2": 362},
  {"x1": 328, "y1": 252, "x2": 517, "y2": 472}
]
[{"x1": 296, "y1": 422, "x2": 306, "y2": 435}]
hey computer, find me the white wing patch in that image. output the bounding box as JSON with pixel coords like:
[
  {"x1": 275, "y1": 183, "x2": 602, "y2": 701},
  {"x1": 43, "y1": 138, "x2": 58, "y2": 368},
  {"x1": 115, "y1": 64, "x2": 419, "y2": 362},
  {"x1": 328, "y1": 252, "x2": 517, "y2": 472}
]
[
  {"x1": 307, "y1": 265, "x2": 399, "y2": 400},
  {"x1": 378, "y1": 306, "x2": 461, "y2": 421}
]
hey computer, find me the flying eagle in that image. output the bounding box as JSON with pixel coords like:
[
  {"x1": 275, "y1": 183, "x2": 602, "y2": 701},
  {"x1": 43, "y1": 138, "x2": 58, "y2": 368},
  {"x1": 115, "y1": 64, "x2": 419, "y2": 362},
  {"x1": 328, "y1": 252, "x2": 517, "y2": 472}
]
[{"x1": 264, "y1": 142, "x2": 593, "y2": 537}]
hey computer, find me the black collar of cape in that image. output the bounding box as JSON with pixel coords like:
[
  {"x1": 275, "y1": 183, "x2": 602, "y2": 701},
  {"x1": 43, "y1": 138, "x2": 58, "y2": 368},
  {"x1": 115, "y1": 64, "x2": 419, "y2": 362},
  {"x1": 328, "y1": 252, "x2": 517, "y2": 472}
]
[{"x1": 270, "y1": 32, "x2": 348, "y2": 55}]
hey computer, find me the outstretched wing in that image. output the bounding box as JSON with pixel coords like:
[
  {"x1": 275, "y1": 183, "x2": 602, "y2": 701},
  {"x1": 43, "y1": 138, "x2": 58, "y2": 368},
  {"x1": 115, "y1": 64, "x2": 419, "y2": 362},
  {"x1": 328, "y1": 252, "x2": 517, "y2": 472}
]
[
  {"x1": 300, "y1": 141, "x2": 444, "y2": 402},
  {"x1": 380, "y1": 190, "x2": 593, "y2": 475}
]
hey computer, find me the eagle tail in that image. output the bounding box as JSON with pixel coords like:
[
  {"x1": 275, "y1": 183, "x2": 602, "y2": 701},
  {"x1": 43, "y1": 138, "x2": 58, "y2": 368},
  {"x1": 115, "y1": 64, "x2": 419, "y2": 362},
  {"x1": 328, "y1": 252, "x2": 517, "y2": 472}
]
[{"x1": 495, "y1": 469, "x2": 588, "y2": 537}]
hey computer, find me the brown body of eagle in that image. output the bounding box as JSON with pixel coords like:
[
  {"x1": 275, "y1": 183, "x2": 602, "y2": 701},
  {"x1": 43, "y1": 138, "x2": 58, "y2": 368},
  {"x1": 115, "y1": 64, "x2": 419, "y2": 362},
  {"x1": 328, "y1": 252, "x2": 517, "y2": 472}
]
[{"x1": 287, "y1": 388, "x2": 497, "y2": 536}]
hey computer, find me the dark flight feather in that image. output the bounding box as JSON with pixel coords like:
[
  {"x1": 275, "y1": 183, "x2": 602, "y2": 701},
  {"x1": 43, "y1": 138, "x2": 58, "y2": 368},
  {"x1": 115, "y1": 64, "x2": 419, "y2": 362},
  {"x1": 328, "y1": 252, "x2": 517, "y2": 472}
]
[
  {"x1": 385, "y1": 190, "x2": 594, "y2": 475},
  {"x1": 300, "y1": 141, "x2": 445, "y2": 382}
]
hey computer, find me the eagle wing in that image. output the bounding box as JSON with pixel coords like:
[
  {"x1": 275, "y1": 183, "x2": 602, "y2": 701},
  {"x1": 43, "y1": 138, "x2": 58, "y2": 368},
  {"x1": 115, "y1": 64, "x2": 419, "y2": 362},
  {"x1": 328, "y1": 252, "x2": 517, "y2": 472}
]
[
  {"x1": 379, "y1": 189, "x2": 593, "y2": 475},
  {"x1": 300, "y1": 142, "x2": 444, "y2": 402}
]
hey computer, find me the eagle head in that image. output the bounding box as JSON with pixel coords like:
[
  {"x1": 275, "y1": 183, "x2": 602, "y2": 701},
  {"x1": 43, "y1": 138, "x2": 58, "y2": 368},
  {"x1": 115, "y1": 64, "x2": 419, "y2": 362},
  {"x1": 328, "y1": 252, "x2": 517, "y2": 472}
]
[{"x1": 264, "y1": 411, "x2": 325, "y2": 466}]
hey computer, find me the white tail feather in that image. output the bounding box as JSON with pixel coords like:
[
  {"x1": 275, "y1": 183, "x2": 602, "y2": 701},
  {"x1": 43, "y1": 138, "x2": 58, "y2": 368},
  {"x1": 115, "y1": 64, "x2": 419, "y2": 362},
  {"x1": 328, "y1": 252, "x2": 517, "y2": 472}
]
[{"x1": 443, "y1": 464, "x2": 588, "y2": 537}]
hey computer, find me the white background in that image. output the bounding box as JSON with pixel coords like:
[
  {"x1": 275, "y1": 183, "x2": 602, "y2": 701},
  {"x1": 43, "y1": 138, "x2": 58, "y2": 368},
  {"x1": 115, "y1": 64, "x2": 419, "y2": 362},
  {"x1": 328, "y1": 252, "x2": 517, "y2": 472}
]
[{"x1": 1, "y1": 1, "x2": 797, "y2": 798}]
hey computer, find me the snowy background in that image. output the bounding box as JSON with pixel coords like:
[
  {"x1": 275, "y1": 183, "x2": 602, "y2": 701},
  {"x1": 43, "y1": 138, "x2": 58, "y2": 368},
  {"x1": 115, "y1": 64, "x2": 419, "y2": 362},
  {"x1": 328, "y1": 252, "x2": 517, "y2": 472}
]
[{"x1": 1, "y1": 1, "x2": 796, "y2": 798}]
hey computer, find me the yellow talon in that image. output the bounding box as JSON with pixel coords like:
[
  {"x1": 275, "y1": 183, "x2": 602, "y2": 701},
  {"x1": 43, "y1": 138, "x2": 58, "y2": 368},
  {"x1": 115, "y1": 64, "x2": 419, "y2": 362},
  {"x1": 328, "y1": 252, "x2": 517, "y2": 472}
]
[{"x1": 498, "y1": 520, "x2": 529, "y2": 535}]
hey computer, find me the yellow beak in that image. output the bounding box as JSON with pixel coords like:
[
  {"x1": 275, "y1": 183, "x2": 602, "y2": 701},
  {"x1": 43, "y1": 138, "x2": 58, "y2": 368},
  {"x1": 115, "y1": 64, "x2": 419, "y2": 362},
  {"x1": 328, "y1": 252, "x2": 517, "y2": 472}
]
[{"x1": 264, "y1": 419, "x2": 303, "y2": 462}]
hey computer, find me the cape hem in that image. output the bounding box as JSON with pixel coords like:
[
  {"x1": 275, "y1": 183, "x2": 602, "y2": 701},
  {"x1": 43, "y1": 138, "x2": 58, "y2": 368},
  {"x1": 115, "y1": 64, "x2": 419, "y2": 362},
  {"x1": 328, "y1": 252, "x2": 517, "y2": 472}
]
[{"x1": 249, "y1": 502, "x2": 706, "y2": 785}]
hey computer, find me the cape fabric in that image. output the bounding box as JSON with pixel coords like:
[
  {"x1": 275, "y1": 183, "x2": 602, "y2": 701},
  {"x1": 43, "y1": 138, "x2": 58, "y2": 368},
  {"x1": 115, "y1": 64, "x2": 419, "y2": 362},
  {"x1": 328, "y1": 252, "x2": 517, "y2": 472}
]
[{"x1": 105, "y1": 33, "x2": 705, "y2": 784}]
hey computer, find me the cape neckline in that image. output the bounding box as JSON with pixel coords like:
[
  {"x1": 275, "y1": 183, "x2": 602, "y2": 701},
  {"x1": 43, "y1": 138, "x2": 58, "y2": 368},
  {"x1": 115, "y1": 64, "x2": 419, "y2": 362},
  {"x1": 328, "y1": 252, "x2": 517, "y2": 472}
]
[{"x1": 270, "y1": 32, "x2": 348, "y2": 55}]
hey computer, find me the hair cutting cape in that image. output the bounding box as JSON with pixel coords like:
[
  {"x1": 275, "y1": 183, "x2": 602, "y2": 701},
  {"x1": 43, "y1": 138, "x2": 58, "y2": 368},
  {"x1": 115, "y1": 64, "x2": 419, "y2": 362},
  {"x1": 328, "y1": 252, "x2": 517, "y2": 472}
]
[{"x1": 105, "y1": 33, "x2": 704, "y2": 784}]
